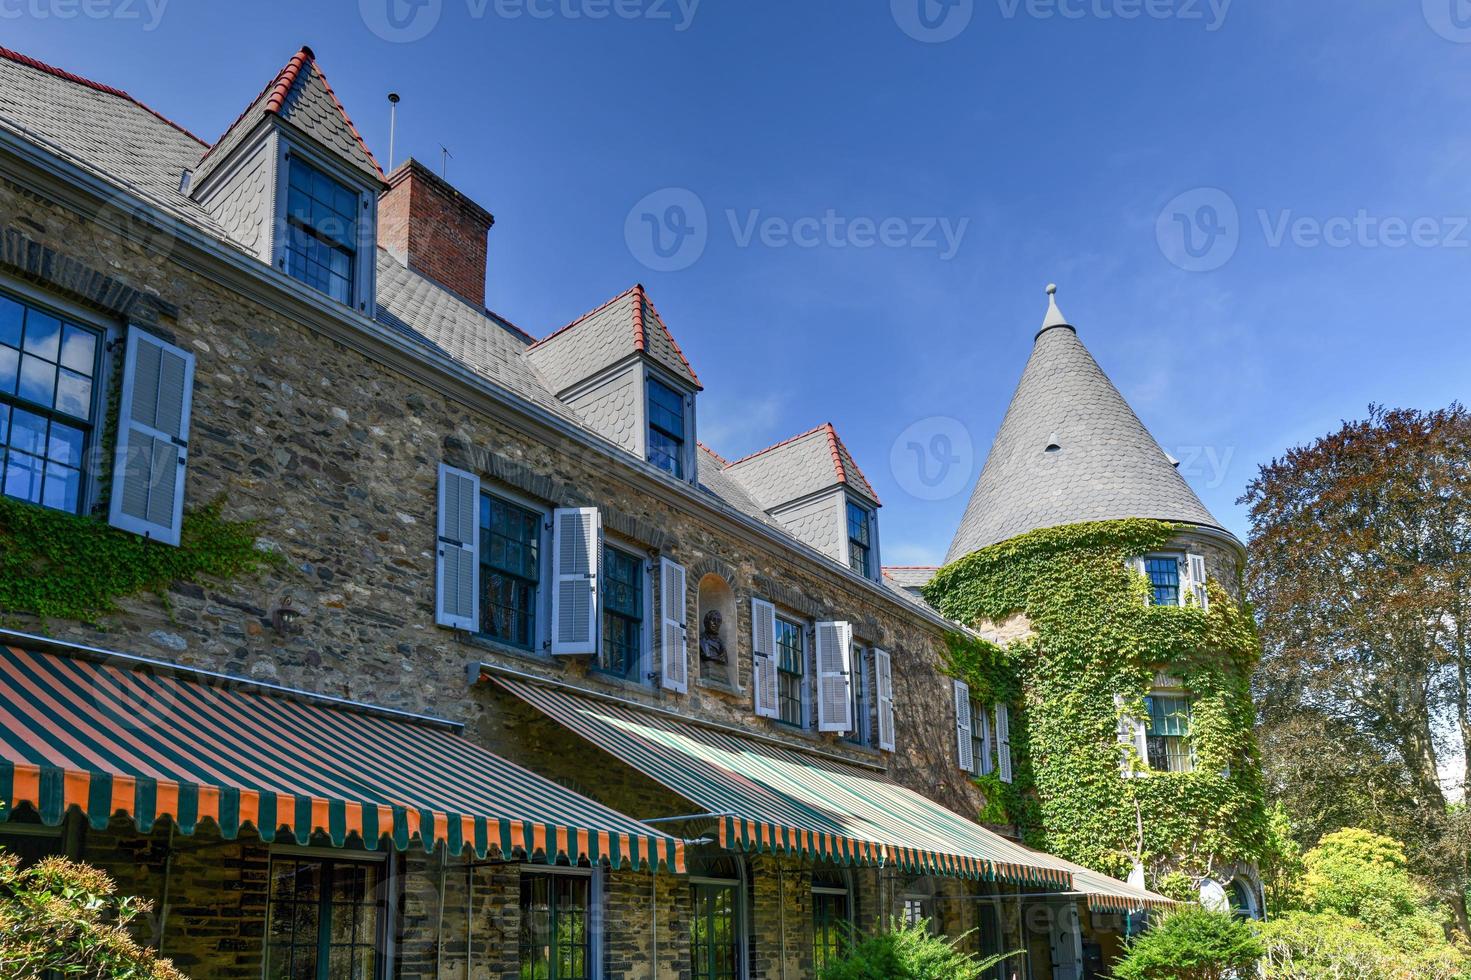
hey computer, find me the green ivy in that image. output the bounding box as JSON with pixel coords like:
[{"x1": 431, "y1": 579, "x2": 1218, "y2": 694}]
[
  {"x1": 0, "y1": 495, "x2": 277, "y2": 623},
  {"x1": 925, "y1": 519, "x2": 1268, "y2": 886}
]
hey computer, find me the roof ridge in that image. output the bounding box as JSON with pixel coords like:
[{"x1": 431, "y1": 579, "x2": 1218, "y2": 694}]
[
  {"x1": 196, "y1": 46, "x2": 307, "y2": 168},
  {"x1": 725, "y1": 423, "x2": 833, "y2": 468},
  {"x1": 0, "y1": 44, "x2": 207, "y2": 147},
  {"x1": 483, "y1": 304, "x2": 535, "y2": 344},
  {"x1": 637, "y1": 288, "x2": 702, "y2": 386},
  {"x1": 631, "y1": 282, "x2": 647, "y2": 352},
  {"x1": 697, "y1": 442, "x2": 732, "y2": 467},
  {"x1": 883, "y1": 565, "x2": 940, "y2": 570},
  {"x1": 530, "y1": 284, "x2": 642, "y2": 349}
]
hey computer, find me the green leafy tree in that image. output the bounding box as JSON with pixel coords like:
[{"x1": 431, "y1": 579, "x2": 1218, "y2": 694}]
[
  {"x1": 0, "y1": 849, "x2": 187, "y2": 980},
  {"x1": 1111, "y1": 907, "x2": 1263, "y2": 980},
  {"x1": 1259, "y1": 910, "x2": 1470, "y2": 980},
  {"x1": 817, "y1": 919, "x2": 1021, "y2": 980},
  {"x1": 1242, "y1": 404, "x2": 1471, "y2": 936}
]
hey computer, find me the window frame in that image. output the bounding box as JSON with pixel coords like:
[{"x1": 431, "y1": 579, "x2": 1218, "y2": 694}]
[
  {"x1": 643, "y1": 370, "x2": 692, "y2": 481},
  {"x1": 1144, "y1": 692, "x2": 1196, "y2": 773},
  {"x1": 811, "y1": 869, "x2": 854, "y2": 973},
  {"x1": 596, "y1": 539, "x2": 649, "y2": 682},
  {"x1": 272, "y1": 139, "x2": 377, "y2": 316},
  {"x1": 969, "y1": 698, "x2": 994, "y2": 777},
  {"x1": 263, "y1": 846, "x2": 392, "y2": 980},
  {"x1": 844, "y1": 642, "x2": 870, "y2": 747},
  {"x1": 774, "y1": 615, "x2": 808, "y2": 729},
  {"x1": 845, "y1": 500, "x2": 876, "y2": 579},
  {"x1": 1143, "y1": 554, "x2": 1182, "y2": 607},
  {"x1": 476, "y1": 486, "x2": 551, "y2": 655},
  {"x1": 518, "y1": 864, "x2": 602, "y2": 980},
  {"x1": 689, "y1": 855, "x2": 749, "y2": 980},
  {"x1": 0, "y1": 280, "x2": 115, "y2": 518}
]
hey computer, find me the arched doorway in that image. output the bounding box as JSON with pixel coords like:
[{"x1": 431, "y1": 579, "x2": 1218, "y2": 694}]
[{"x1": 689, "y1": 852, "x2": 748, "y2": 980}]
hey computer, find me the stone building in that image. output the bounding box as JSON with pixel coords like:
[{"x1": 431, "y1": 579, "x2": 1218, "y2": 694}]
[{"x1": 0, "y1": 42, "x2": 1171, "y2": 980}]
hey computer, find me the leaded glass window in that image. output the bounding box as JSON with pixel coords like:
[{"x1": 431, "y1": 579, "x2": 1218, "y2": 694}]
[
  {"x1": 691, "y1": 882, "x2": 739, "y2": 980},
  {"x1": 285, "y1": 157, "x2": 358, "y2": 305},
  {"x1": 0, "y1": 291, "x2": 100, "y2": 514},
  {"x1": 519, "y1": 873, "x2": 591, "y2": 980},
  {"x1": 480, "y1": 493, "x2": 541, "y2": 649},
  {"x1": 600, "y1": 545, "x2": 643, "y2": 677},
  {"x1": 776, "y1": 617, "x2": 805, "y2": 727},
  {"x1": 812, "y1": 872, "x2": 850, "y2": 972},
  {"x1": 265, "y1": 856, "x2": 382, "y2": 980}
]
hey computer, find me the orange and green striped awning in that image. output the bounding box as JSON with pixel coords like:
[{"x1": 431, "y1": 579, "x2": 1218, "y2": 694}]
[
  {"x1": 0, "y1": 640, "x2": 683, "y2": 872},
  {"x1": 493, "y1": 676, "x2": 1072, "y2": 888}
]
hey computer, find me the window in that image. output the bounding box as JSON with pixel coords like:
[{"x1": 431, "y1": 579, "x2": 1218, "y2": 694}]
[
  {"x1": 691, "y1": 882, "x2": 740, "y2": 980},
  {"x1": 0, "y1": 291, "x2": 101, "y2": 514},
  {"x1": 646, "y1": 377, "x2": 686, "y2": 478},
  {"x1": 519, "y1": 872, "x2": 592, "y2": 980},
  {"x1": 812, "y1": 872, "x2": 851, "y2": 972},
  {"x1": 480, "y1": 493, "x2": 542, "y2": 649},
  {"x1": 266, "y1": 855, "x2": 383, "y2": 980},
  {"x1": 846, "y1": 502, "x2": 873, "y2": 577},
  {"x1": 902, "y1": 896, "x2": 932, "y2": 928},
  {"x1": 970, "y1": 700, "x2": 993, "y2": 777},
  {"x1": 775, "y1": 617, "x2": 806, "y2": 727},
  {"x1": 1144, "y1": 557, "x2": 1180, "y2": 606},
  {"x1": 599, "y1": 545, "x2": 643, "y2": 678},
  {"x1": 845, "y1": 644, "x2": 869, "y2": 746},
  {"x1": 285, "y1": 157, "x2": 359, "y2": 305},
  {"x1": 1146, "y1": 695, "x2": 1194, "y2": 772}
]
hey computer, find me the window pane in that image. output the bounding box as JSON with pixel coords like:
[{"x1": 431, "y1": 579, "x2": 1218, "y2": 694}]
[
  {"x1": 0, "y1": 296, "x2": 21, "y2": 349},
  {"x1": 776, "y1": 619, "x2": 805, "y2": 726},
  {"x1": 0, "y1": 344, "x2": 16, "y2": 395},
  {"x1": 42, "y1": 463, "x2": 80, "y2": 512},
  {"x1": 59, "y1": 324, "x2": 96, "y2": 375},
  {"x1": 480, "y1": 494, "x2": 541, "y2": 648},
  {"x1": 55, "y1": 369, "x2": 92, "y2": 420},
  {"x1": 1145, "y1": 557, "x2": 1180, "y2": 606},
  {"x1": 46, "y1": 422, "x2": 84, "y2": 468},
  {"x1": 648, "y1": 427, "x2": 683, "y2": 479},
  {"x1": 22, "y1": 310, "x2": 60, "y2": 361},
  {"x1": 8, "y1": 408, "x2": 45, "y2": 456},
  {"x1": 647, "y1": 379, "x2": 685, "y2": 438},
  {"x1": 18, "y1": 354, "x2": 55, "y2": 407}
]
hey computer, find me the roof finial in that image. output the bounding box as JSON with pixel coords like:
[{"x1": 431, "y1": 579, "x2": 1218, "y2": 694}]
[{"x1": 1039, "y1": 281, "x2": 1073, "y2": 337}]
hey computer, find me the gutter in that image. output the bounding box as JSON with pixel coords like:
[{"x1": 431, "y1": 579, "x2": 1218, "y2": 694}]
[{"x1": 0, "y1": 126, "x2": 965, "y2": 638}]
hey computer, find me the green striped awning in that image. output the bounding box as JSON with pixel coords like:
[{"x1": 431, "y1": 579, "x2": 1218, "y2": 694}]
[
  {"x1": 1028, "y1": 849, "x2": 1177, "y2": 915},
  {"x1": 0, "y1": 641, "x2": 683, "y2": 872},
  {"x1": 493, "y1": 676, "x2": 1072, "y2": 888}
]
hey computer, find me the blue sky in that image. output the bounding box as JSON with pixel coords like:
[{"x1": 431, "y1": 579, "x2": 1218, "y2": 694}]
[{"x1": 10, "y1": 0, "x2": 1470, "y2": 564}]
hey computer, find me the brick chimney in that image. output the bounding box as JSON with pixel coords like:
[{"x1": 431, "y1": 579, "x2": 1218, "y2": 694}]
[{"x1": 378, "y1": 158, "x2": 495, "y2": 307}]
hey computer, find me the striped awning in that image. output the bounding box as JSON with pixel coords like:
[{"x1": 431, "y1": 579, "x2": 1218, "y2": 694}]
[
  {"x1": 1026, "y1": 848, "x2": 1176, "y2": 914},
  {"x1": 493, "y1": 676, "x2": 1072, "y2": 888},
  {"x1": 0, "y1": 641, "x2": 683, "y2": 872}
]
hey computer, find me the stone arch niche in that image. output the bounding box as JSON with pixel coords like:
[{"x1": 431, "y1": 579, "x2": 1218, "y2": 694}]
[{"x1": 696, "y1": 572, "x2": 738, "y2": 689}]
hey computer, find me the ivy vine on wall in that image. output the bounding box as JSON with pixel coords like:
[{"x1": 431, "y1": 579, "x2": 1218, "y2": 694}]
[
  {"x1": 0, "y1": 495, "x2": 277, "y2": 623},
  {"x1": 925, "y1": 519, "x2": 1268, "y2": 886}
]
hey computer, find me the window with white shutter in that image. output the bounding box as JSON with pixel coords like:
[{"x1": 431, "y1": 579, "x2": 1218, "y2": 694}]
[
  {"x1": 551, "y1": 507, "x2": 600, "y2": 655},
  {"x1": 659, "y1": 557, "x2": 687, "y2": 693},
  {"x1": 873, "y1": 648, "x2": 895, "y2": 752},
  {"x1": 953, "y1": 680, "x2": 974, "y2": 773},
  {"x1": 108, "y1": 327, "x2": 194, "y2": 546},
  {"x1": 1186, "y1": 553, "x2": 1209, "y2": 610},
  {"x1": 434, "y1": 463, "x2": 480, "y2": 630},
  {"x1": 1115, "y1": 694, "x2": 1149, "y2": 776},
  {"x1": 994, "y1": 704, "x2": 1013, "y2": 783},
  {"x1": 815, "y1": 621, "x2": 853, "y2": 733},
  {"x1": 751, "y1": 598, "x2": 779, "y2": 719}
]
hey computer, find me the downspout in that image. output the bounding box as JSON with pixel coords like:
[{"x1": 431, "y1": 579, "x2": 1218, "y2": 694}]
[{"x1": 156, "y1": 821, "x2": 176, "y2": 955}]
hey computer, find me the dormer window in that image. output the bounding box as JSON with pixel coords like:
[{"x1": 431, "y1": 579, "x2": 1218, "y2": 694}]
[
  {"x1": 847, "y1": 502, "x2": 874, "y2": 577},
  {"x1": 284, "y1": 157, "x2": 358, "y2": 305},
  {"x1": 646, "y1": 377, "x2": 686, "y2": 478}
]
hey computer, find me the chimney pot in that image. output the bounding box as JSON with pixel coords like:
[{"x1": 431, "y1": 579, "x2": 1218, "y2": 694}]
[{"x1": 378, "y1": 158, "x2": 494, "y2": 307}]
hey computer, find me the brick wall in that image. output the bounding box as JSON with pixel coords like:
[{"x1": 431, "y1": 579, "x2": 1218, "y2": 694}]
[{"x1": 378, "y1": 158, "x2": 493, "y2": 307}]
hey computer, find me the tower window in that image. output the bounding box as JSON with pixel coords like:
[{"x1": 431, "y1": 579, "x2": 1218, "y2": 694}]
[{"x1": 1144, "y1": 557, "x2": 1181, "y2": 606}]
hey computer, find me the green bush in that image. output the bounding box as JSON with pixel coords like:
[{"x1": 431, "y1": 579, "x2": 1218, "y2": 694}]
[
  {"x1": 1298, "y1": 829, "x2": 1422, "y2": 924},
  {"x1": 1112, "y1": 907, "x2": 1263, "y2": 980},
  {"x1": 0, "y1": 848, "x2": 187, "y2": 979},
  {"x1": 1259, "y1": 910, "x2": 1470, "y2": 980},
  {"x1": 817, "y1": 918, "x2": 1020, "y2": 980}
]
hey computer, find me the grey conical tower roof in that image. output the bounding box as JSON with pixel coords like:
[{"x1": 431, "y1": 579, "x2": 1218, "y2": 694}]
[{"x1": 945, "y1": 286, "x2": 1228, "y2": 563}]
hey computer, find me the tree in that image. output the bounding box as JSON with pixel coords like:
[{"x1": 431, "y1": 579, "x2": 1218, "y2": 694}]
[
  {"x1": 0, "y1": 848, "x2": 187, "y2": 980},
  {"x1": 1241, "y1": 403, "x2": 1471, "y2": 936},
  {"x1": 1111, "y1": 907, "x2": 1263, "y2": 980}
]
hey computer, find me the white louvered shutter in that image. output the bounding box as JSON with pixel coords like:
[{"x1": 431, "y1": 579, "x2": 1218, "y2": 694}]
[
  {"x1": 434, "y1": 463, "x2": 480, "y2": 630},
  {"x1": 751, "y1": 599, "x2": 779, "y2": 719},
  {"x1": 1115, "y1": 694, "x2": 1147, "y2": 775},
  {"x1": 659, "y1": 557, "x2": 688, "y2": 693},
  {"x1": 108, "y1": 328, "x2": 195, "y2": 546},
  {"x1": 953, "y1": 680, "x2": 974, "y2": 772},
  {"x1": 995, "y1": 704, "x2": 1013, "y2": 783},
  {"x1": 551, "y1": 507, "x2": 600, "y2": 655},
  {"x1": 1132, "y1": 556, "x2": 1151, "y2": 606},
  {"x1": 977, "y1": 705, "x2": 994, "y2": 775},
  {"x1": 815, "y1": 621, "x2": 853, "y2": 733},
  {"x1": 1187, "y1": 553, "x2": 1209, "y2": 610},
  {"x1": 873, "y1": 648, "x2": 895, "y2": 752}
]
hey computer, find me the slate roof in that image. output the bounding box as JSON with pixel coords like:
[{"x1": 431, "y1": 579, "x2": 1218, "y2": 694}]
[
  {"x1": 195, "y1": 47, "x2": 382, "y2": 188},
  {"x1": 945, "y1": 295, "x2": 1228, "y2": 563},
  {"x1": 720, "y1": 423, "x2": 881, "y2": 511},
  {"x1": 882, "y1": 566, "x2": 938, "y2": 591},
  {"x1": 526, "y1": 284, "x2": 701, "y2": 395}
]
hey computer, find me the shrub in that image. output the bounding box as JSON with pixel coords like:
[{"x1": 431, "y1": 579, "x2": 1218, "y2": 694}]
[
  {"x1": 1112, "y1": 906, "x2": 1263, "y2": 980},
  {"x1": 0, "y1": 848, "x2": 187, "y2": 980},
  {"x1": 1298, "y1": 828, "x2": 1422, "y2": 923},
  {"x1": 1259, "y1": 910, "x2": 1470, "y2": 980},
  {"x1": 817, "y1": 918, "x2": 1021, "y2": 980}
]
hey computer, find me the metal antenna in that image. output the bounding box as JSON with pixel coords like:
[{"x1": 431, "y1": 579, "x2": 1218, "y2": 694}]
[
  {"x1": 439, "y1": 143, "x2": 452, "y2": 179},
  {"x1": 387, "y1": 93, "x2": 400, "y2": 171}
]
